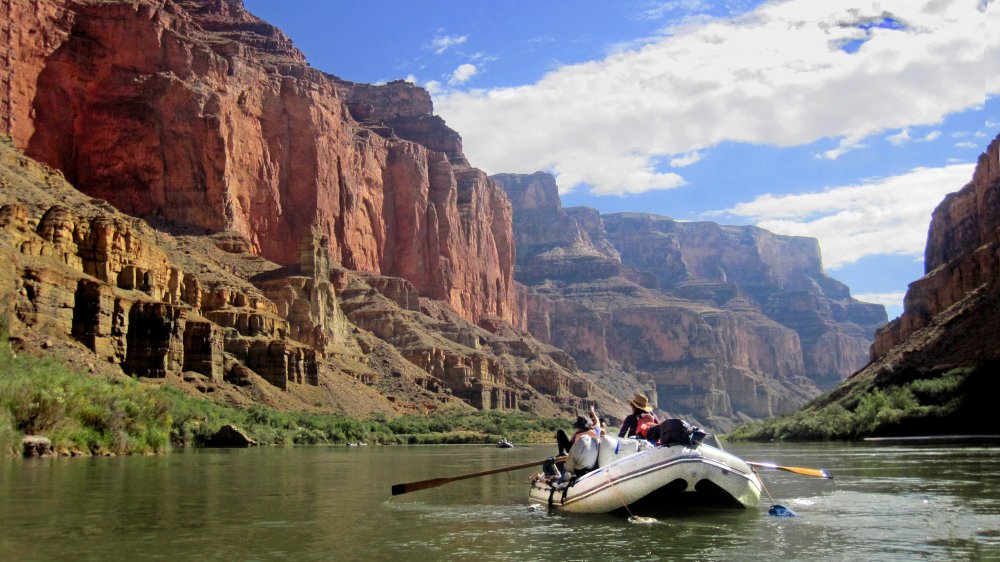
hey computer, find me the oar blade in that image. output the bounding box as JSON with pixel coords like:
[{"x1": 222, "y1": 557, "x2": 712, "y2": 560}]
[
  {"x1": 747, "y1": 461, "x2": 833, "y2": 479},
  {"x1": 777, "y1": 465, "x2": 832, "y2": 479}
]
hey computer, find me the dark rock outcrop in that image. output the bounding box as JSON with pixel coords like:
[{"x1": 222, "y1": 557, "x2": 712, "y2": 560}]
[
  {"x1": 22, "y1": 435, "x2": 54, "y2": 457},
  {"x1": 873, "y1": 135, "x2": 1000, "y2": 360}
]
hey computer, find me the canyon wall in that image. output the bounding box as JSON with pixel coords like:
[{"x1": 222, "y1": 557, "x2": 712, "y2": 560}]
[
  {"x1": 1, "y1": 0, "x2": 515, "y2": 327},
  {"x1": 0, "y1": 136, "x2": 607, "y2": 418},
  {"x1": 496, "y1": 172, "x2": 886, "y2": 429},
  {"x1": 0, "y1": 0, "x2": 886, "y2": 428},
  {"x1": 871, "y1": 134, "x2": 1000, "y2": 362}
]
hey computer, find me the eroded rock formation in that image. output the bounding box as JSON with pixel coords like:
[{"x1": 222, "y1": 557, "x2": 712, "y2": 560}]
[
  {"x1": 496, "y1": 172, "x2": 886, "y2": 429},
  {"x1": 0, "y1": 136, "x2": 607, "y2": 418},
  {"x1": 2, "y1": 0, "x2": 516, "y2": 327}
]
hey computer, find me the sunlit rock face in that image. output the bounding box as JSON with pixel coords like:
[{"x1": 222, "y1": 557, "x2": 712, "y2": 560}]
[
  {"x1": 872, "y1": 134, "x2": 1000, "y2": 362},
  {"x1": 495, "y1": 172, "x2": 886, "y2": 430},
  {"x1": 0, "y1": 0, "x2": 612, "y2": 418},
  {"x1": 2, "y1": 0, "x2": 516, "y2": 328}
]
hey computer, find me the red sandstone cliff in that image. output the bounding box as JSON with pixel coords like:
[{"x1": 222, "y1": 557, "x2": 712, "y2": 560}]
[
  {"x1": 0, "y1": 136, "x2": 609, "y2": 419},
  {"x1": 0, "y1": 0, "x2": 615, "y2": 420},
  {"x1": 1, "y1": 0, "x2": 515, "y2": 327}
]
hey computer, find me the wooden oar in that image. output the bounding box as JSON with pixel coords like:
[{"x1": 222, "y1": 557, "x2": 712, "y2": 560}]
[
  {"x1": 746, "y1": 461, "x2": 833, "y2": 479},
  {"x1": 391, "y1": 455, "x2": 567, "y2": 496}
]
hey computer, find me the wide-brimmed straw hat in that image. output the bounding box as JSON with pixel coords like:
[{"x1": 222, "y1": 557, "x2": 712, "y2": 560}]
[
  {"x1": 572, "y1": 415, "x2": 593, "y2": 430},
  {"x1": 628, "y1": 393, "x2": 653, "y2": 413}
]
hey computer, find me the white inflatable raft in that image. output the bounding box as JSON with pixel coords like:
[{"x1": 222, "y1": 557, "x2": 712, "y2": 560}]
[{"x1": 529, "y1": 437, "x2": 762, "y2": 514}]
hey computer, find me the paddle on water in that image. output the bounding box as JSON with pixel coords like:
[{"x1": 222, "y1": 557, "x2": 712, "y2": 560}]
[
  {"x1": 750, "y1": 466, "x2": 797, "y2": 517},
  {"x1": 391, "y1": 455, "x2": 567, "y2": 496}
]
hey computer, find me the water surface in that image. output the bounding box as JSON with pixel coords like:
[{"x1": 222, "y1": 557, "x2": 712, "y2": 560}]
[{"x1": 1, "y1": 442, "x2": 997, "y2": 561}]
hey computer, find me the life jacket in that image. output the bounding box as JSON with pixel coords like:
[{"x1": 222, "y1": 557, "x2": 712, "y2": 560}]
[{"x1": 635, "y1": 413, "x2": 658, "y2": 439}]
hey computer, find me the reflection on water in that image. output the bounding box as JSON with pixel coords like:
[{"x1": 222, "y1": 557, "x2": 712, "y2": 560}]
[{"x1": 0, "y1": 442, "x2": 998, "y2": 561}]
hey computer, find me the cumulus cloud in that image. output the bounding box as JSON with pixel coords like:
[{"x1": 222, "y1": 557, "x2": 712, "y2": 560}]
[
  {"x1": 430, "y1": 34, "x2": 467, "y2": 55},
  {"x1": 669, "y1": 151, "x2": 703, "y2": 167},
  {"x1": 640, "y1": 0, "x2": 712, "y2": 21},
  {"x1": 988, "y1": 1, "x2": 1000, "y2": 94},
  {"x1": 721, "y1": 163, "x2": 976, "y2": 269},
  {"x1": 888, "y1": 128, "x2": 941, "y2": 145},
  {"x1": 435, "y1": 0, "x2": 986, "y2": 196},
  {"x1": 449, "y1": 63, "x2": 478, "y2": 85},
  {"x1": 887, "y1": 129, "x2": 911, "y2": 145},
  {"x1": 853, "y1": 291, "x2": 906, "y2": 310}
]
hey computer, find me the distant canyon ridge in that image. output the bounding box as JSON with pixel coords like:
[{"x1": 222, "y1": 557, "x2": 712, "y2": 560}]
[{"x1": 0, "y1": 0, "x2": 888, "y2": 429}]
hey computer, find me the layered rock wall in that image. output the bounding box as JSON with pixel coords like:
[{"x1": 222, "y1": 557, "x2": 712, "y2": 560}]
[
  {"x1": 0, "y1": 140, "x2": 325, "y2": 391},
  {"x1": 599, "y1": 213, "x2": 884, "y2": 388},
  {"x1": 1, "y1": 0, "x2": 517, "y2": 327},
  {"x1": 495, "y1": 171, "x2": 884, "y2": 428}
]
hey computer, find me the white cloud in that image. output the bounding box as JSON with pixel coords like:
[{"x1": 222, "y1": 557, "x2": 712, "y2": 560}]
[
  {"x1": 721, "y1": 163, "x2": 976, "y2": 269},
  {"x1": 430, "y1": 34, "x2": 467, "y2": 55},
  {"x1": 669, "y1": 151, "x2": 703, "y2": 167},
  {"x1": 887, "y1": 129, "x2": 911, "y2": 146},
  {"x1": 640, "y1": 1, "x2": 711, "y2": 21},
  {"x1": 424, "y1": 80, "x2": 443, "y2": 96},
  {"x1": 449, "y1": 63, "x2": 478, "y2": 85},
  {"x1": 435, "y1": 0, "x2": 986, "y2": 196},
  {"x1": 890, "y1": 129, "x2": 941, "y2": 145},
  {"x1": 955, "y1": 141, "x2": 978, "y2": 149},
  {"x1": 988, "y1": 1, "x2": 1000, "y2": 94},
  {"x1": 853, "y1": 291, "x2": 906, "y2": 308},
  {"x1": 819, "y1": 134, "x2": 867, "y2": 160}
]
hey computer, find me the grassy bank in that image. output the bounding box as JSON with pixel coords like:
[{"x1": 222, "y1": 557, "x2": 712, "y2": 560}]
[
  {"x1": 729, "y1": 365, "x2": 992, "y2": 441},
  {"x1": 0, "y1": 342, "x2": 567, "y2": 456},
  {"x1": 0, "y1": 344, "x2": 171, "y2": 456}
]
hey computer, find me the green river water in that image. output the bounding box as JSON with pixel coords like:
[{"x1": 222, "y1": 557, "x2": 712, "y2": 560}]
[{"x1": 1, "y1": 441, "x2": 998, "y2": 561}]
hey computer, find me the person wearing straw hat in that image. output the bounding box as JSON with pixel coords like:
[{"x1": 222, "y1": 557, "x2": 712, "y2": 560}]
[{"x1": 618, "y1": 393, "x2": 660, "y2": 439}]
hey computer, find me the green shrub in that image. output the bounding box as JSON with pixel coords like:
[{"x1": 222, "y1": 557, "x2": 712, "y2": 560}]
[{"x1": 0, "y1": 346, "x2": 171, "y2": 455}]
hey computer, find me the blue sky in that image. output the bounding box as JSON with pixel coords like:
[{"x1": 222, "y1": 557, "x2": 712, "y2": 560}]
[{"x1": 244, "y1": 0, "x2": 998, "y2": 318}]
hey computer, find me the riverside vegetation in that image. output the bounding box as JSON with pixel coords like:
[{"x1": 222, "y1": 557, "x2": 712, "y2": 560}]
[
  {"x1": 729, "y1": 364, "x2": 992, "y2": 441},
  {"x1": 0, "y1": 329, "x2": 567, "y2": 457}
]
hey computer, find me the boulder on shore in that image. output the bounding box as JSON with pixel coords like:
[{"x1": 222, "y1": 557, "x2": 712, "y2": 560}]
[
  {"x1": 205, "y1": 424, "x2": 258, "y2": 448},
  {"x1": 22, "y1": 435, "x2": 53, "y2": 457}
]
